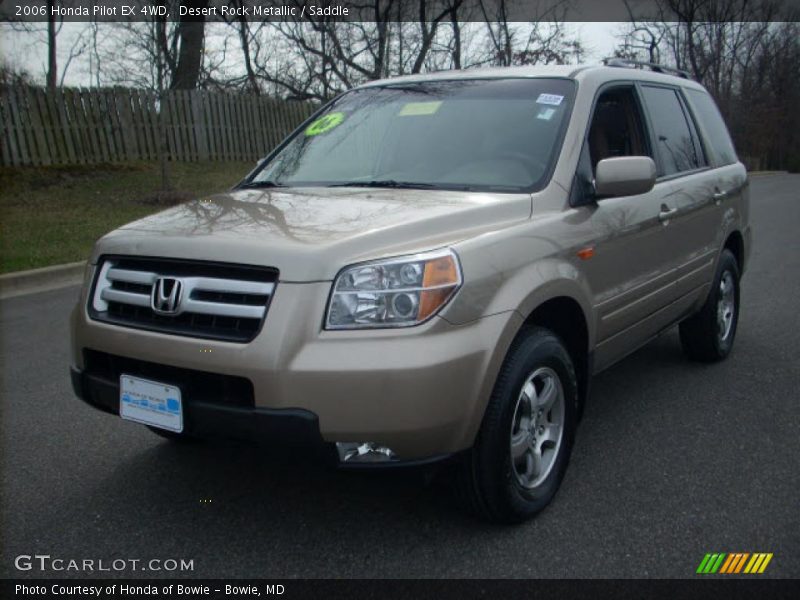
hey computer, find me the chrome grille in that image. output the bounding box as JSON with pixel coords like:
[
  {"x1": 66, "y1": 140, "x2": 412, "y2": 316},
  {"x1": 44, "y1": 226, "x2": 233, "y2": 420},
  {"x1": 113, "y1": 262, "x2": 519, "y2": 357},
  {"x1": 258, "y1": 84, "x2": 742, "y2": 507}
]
[{"x1": 88, "y1": 257, "x2": 278, "y2": 342}]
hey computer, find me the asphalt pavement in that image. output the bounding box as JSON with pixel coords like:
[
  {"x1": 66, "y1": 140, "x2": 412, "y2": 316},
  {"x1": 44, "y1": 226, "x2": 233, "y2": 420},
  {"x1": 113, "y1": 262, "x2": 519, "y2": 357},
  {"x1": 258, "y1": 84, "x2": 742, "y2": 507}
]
[{"x1": 1, "y1": 174, "x2": 798, "y2": 579}]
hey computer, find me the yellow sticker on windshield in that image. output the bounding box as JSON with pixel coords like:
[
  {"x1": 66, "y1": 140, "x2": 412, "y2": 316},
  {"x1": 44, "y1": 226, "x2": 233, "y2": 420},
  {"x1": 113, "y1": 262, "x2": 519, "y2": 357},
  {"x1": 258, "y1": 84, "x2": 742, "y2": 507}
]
[
  {"x1": 305, "y1": 112, "x2": 345, "y2": 136},
  {"x1": 398, "y1": 101, "x2": 442, "y2": 116}
]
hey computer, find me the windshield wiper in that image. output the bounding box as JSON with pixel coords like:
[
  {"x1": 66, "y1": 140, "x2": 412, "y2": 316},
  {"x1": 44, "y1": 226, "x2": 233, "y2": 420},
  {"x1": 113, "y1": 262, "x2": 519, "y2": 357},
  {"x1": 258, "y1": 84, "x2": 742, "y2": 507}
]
[
  {"x1": 327, "y1": 180, "x2": 437, "y2": 189},
  {"x1": 238, "y1": 180, "x2": 286, "y2": 189}
]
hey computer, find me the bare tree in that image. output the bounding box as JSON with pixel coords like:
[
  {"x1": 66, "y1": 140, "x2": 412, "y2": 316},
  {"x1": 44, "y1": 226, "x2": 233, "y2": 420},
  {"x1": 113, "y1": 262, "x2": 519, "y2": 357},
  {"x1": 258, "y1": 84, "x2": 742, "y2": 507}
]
[
  {"x1": 8, "y1": 0, "x2": 77, "y2": 89},
  {"x1": 225, "y1": 0, "x2": 261, "y2": 94},
  {"x1": 46, "y1": 0, "x2": 57, "y2": 89},
  {"x1": 409, "y1": 0, "x2": 463, "y2": 73},
  {"x1": 617, "y1": 0, "x2": 800, "y2": 170},
  {"x1": 736, "y1": 21, "x2": 800, "y2": 170},
  {"x1": 219, "y1": 0, "x2": 581, "y2": 100},
  {"x1": 620, "y1": 0, "x2": 779, "y2": 90},
  {"x1": 251, "y1": 14, "x2": 396, "y2": 100},
  {"x1": 88, "y1": 19, "x2": 103, "y2": 87},
  {"x1": 170, "y1": 0, "x2": 209, "y2": 90},
  {"x1": 94, "y1": 1, "x2": 213, "y2": 92},
  {"x1": 477, "y1": 0, "x2": 581, "y2": 66},
  {"x1": 0, "y1": 60, "x2": 35, "y2": 87}
]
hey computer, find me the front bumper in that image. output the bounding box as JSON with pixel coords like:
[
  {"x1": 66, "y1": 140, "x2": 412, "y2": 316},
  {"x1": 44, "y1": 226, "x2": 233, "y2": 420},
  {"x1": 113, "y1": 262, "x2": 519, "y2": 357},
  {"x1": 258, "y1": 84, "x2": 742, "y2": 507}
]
[
  {"x1": 71, "y1": 278, "x2": 522, "y2": 460},
  {"x1": 70, "y1": 365, "x2": 323, "y2": 445}
]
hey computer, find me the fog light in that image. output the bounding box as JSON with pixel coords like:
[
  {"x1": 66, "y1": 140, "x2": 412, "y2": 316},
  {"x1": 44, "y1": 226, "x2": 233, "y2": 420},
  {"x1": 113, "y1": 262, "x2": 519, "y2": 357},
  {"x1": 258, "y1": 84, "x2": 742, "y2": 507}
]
[{"x1": 336, "y1": 442, "x2": 397, "y2": 463}]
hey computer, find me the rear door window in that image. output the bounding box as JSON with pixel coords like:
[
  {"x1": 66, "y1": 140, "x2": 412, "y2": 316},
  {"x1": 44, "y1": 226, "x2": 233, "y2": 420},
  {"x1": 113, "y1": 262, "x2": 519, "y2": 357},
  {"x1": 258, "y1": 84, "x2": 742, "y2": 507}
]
[
  {"x1": 640, "y1": 86, "x2": 705, "y2": 177},
  {"x1": 684, "y1": 89, "x2": 738, "y2": 166}
]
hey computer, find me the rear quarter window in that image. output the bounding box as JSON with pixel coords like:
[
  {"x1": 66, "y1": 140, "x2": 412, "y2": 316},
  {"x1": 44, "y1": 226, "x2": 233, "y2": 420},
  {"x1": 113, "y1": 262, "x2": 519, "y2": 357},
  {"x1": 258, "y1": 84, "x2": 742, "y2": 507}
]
[{"x1": 684, "y1": 89, "x2": 738, "y2": 166}]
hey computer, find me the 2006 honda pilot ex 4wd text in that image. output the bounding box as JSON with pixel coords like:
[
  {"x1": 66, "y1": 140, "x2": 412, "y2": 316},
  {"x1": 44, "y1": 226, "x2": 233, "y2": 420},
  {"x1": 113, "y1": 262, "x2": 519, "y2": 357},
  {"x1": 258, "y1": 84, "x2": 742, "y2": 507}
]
[{"x1": 71, "y1": 61, "x2": 750, "y2": 522}]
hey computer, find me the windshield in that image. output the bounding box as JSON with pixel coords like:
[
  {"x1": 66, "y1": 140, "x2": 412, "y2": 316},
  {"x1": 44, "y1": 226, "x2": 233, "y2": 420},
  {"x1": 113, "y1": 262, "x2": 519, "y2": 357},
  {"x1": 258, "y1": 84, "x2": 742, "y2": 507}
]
[{"x1": 248, "y1": 78, "x2": 575, "y2": 193}]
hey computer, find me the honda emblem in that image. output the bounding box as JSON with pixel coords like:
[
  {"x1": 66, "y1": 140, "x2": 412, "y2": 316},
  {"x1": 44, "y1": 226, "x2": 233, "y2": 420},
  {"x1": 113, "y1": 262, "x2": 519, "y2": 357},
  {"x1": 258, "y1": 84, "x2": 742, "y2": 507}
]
[{"x1": 151, "y1": 277, "x2": 183, "y2": 315}]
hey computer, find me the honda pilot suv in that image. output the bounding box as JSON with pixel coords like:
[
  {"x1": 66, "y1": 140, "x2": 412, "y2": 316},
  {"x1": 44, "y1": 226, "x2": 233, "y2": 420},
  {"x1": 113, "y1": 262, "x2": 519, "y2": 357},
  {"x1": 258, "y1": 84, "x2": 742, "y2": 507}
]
[{"x1": 71, "y1": 61, "x2": 750, "y2": 522}]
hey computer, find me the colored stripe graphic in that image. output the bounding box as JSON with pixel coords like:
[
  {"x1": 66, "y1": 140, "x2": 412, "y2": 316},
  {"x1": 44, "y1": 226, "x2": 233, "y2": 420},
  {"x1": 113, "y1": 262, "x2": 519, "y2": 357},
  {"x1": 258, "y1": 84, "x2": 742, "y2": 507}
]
[
  {"x1": 697, "y1": 554, "x2": 712, "y2": 574},
  {"x1": 745, "y1": 554, "x2": 761, "y2": 573},
  {"x1": 709, "y1": 553, "x2": 726, "y2": 573},
  {"x1": 719, "y1": 554, "x2": 736, "y2": 574},
  {"x1": 708, "y1": 554, "x2": 721, "y2": 573},
  {"x1": 698, "y1": 553, "x2": 726, "y2": 574},
  {"x1": 725, "y1": 554, "x2": 739, "y2": 573},
  {"x1": 698, "y1": 552, "x2": 772, "y2": 574},
  {"x1": 758, "y1": 554, "x2": 773, "y2": 573},
  {"x1": 734, "y1": 553, "x2": 749, "y2": 573},
  {"x1": 745, "y1": 553, "x2": 774, "y2": 574}
]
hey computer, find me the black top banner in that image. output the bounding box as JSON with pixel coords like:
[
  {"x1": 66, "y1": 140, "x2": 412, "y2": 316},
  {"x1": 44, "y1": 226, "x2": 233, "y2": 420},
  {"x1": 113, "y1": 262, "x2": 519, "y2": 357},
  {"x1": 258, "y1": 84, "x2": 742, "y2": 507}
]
[{"x1": 2, "y1": 0, "x2": 799, "y2": 23}]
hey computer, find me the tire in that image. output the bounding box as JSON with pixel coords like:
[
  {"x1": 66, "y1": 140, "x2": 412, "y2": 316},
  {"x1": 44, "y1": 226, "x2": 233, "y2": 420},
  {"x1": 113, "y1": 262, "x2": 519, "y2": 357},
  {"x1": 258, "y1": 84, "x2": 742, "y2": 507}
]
[
  {"x1": 679, "y1": 249, "x2": 740, "y2": 362},
  {"x1": 457, "y1": 326, "x2": 578, "y2": 523},
  {"x1": 146, "y1": 426, "x2": 199, "y2": 443}
]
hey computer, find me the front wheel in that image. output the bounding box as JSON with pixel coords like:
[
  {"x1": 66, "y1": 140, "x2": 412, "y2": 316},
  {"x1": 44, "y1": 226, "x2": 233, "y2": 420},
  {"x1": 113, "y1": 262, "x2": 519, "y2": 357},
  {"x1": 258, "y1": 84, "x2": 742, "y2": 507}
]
[
  {"x1": 679, "y1": 249, "x2": 740, "y2": 362},
  {"x1": 457, "y1": 326, "x2": 578, "y2": 523}
]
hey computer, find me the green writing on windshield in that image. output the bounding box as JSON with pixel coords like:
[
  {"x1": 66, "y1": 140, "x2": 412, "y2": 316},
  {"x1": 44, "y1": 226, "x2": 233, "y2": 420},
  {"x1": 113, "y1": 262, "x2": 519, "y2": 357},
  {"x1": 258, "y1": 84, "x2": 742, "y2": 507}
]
[{"x1": 305, "y1": 112, "x2": 345, "y2": 136}]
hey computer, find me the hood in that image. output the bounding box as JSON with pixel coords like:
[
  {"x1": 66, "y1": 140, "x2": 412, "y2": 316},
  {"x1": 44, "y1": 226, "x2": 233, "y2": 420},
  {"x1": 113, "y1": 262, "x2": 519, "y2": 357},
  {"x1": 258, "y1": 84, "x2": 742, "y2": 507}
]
[{"x1": 92, "y1": 187, "x2": 531, "y2": 281}]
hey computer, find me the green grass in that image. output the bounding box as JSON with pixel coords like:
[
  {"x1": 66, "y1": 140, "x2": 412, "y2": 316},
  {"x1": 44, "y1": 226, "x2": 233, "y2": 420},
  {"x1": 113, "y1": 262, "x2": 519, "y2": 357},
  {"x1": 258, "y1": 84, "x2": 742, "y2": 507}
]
[{"x1": 0, "y1": 161, "x2": 253, "y2": 273}]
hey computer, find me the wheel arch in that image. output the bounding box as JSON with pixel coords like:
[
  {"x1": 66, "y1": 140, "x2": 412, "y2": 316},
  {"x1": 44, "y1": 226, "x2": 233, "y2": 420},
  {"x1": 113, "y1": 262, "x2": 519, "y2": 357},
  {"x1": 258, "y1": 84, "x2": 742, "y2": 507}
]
[
  {"x1": 521, "y1": 295, "x2": 592, "y2": 419},
  {"x1": 458, "y1": 267, "x2": 597, "y2": 448},
  {"x1": 723, "y1": 230, "x2": 745, "y2": 273}
]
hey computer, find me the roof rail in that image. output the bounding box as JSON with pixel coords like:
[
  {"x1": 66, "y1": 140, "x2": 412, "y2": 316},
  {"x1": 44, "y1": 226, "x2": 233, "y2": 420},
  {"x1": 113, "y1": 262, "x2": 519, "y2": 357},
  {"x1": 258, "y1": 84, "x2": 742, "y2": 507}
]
[{"x1": 602, "y1": 58, "x2": 691, "y2": 80}]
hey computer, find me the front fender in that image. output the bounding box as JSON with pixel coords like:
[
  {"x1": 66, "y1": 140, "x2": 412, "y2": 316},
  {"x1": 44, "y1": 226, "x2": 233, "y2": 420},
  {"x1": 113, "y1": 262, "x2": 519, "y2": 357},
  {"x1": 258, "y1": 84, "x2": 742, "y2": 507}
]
[{"x1": 442, "y1": 238, "x2": 595, "y2": 349}]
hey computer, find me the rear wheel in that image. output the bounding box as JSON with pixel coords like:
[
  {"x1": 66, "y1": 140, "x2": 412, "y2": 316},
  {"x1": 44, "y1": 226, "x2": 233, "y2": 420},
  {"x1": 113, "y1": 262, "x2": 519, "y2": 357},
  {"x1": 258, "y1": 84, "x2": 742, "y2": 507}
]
[
  {"x1": 457, "y1": 326, "x2": 578, "y2": 523},
  {"x1": 679, "y1": 249, "x2": 740, "y2": 362}
]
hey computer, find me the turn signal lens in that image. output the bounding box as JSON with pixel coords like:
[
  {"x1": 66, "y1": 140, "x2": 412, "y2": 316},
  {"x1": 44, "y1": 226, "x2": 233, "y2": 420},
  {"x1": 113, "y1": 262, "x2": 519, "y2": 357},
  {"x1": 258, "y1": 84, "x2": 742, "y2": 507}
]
[
  {"x1": 326, "y1": 249, "x2": 461, "y2": 329},
  {"x1": 422, "y1": 255, "x2": 460, "y2": 287}
]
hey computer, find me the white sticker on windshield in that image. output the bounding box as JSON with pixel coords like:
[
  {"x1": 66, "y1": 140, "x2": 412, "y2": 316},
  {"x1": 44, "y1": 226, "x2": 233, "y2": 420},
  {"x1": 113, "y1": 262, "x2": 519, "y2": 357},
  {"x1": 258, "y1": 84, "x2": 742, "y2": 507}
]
[
  {"x1": 537, "y1": 107, "x2": 556, "y2": 121},
  {"x1": 537, "y1": 93, "x2": 564, "y2": 106},
  {"x1": 399, "y1": 101, "x2": 442, "y2": 116}
]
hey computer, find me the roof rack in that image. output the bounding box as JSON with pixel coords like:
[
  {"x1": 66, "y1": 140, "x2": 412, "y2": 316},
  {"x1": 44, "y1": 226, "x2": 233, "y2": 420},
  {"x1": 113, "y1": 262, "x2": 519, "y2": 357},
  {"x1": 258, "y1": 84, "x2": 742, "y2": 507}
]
[{"x1": 601, "y1": 58, "x2": 691, "y2": 80}]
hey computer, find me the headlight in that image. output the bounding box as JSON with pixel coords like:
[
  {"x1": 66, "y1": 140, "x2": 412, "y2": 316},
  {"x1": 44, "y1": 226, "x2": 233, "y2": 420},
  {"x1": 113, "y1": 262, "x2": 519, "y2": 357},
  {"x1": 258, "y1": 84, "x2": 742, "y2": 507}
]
[{"x1": 325, "y1": 249, "x2": 462, "y2": 329}]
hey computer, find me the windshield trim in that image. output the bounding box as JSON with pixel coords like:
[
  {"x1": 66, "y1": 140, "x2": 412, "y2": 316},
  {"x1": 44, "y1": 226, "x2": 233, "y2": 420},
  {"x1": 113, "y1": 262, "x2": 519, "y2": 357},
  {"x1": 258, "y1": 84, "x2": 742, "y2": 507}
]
[{"x1": 239, "y1": 76, "x2": 578, "y2": 195}]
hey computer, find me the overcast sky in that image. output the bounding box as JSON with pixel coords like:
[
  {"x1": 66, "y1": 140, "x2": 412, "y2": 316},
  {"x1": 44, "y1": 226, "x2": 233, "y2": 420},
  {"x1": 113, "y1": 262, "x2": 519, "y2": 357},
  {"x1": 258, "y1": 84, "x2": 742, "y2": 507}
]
[{"x1": 0, "y1": 22, "x2": 625, "y2": 87}]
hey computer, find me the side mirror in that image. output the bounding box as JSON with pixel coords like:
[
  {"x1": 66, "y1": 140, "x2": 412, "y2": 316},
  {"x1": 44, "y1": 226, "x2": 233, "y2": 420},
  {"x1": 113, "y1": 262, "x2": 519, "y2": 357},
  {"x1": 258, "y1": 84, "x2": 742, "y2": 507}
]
[{"x1": 594, "y1": 156, "x2": 656, "y2": 198}]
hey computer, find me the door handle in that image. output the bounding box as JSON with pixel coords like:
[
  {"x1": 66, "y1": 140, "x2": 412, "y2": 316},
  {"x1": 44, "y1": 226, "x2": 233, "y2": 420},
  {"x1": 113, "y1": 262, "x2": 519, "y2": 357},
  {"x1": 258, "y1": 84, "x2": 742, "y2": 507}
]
[
  {"x1": 713, "y1": 190, "x2": 728, "y2": 205},
  {"x1": 658, "y1": 205, "x2": 678, "y2": 223}
]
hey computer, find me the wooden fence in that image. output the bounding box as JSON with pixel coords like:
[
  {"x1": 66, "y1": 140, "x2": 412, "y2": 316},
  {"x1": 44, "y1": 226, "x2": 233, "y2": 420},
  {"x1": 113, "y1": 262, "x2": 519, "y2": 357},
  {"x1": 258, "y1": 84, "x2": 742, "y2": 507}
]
[{"x1": 0, "y1": 86, "x2": 316, "y2": 167}]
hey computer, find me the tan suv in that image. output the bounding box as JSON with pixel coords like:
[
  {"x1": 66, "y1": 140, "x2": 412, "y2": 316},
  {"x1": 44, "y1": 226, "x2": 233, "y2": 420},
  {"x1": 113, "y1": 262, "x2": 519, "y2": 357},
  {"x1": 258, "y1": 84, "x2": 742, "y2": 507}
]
[{"x1": 70, "y1": 60, "x2": 750, "y2": 522}]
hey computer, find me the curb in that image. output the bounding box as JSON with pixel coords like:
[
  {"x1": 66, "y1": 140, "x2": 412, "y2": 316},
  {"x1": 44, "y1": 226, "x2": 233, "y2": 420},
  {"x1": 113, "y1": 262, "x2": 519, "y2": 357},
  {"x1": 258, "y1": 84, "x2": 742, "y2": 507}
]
[
  {"x1": 0, "y1": 261, "x2": 86, "y2": 300},
  {"x1": 748, "y1": 170, "x2": 785, "y2": 177}
]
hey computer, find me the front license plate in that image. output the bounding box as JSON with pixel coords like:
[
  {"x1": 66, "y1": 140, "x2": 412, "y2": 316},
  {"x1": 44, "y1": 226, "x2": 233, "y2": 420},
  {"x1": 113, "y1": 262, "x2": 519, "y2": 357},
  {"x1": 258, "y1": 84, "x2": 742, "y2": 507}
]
[{"x1": 119, "y1": 374, "x2": 183, "y2": 433}]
